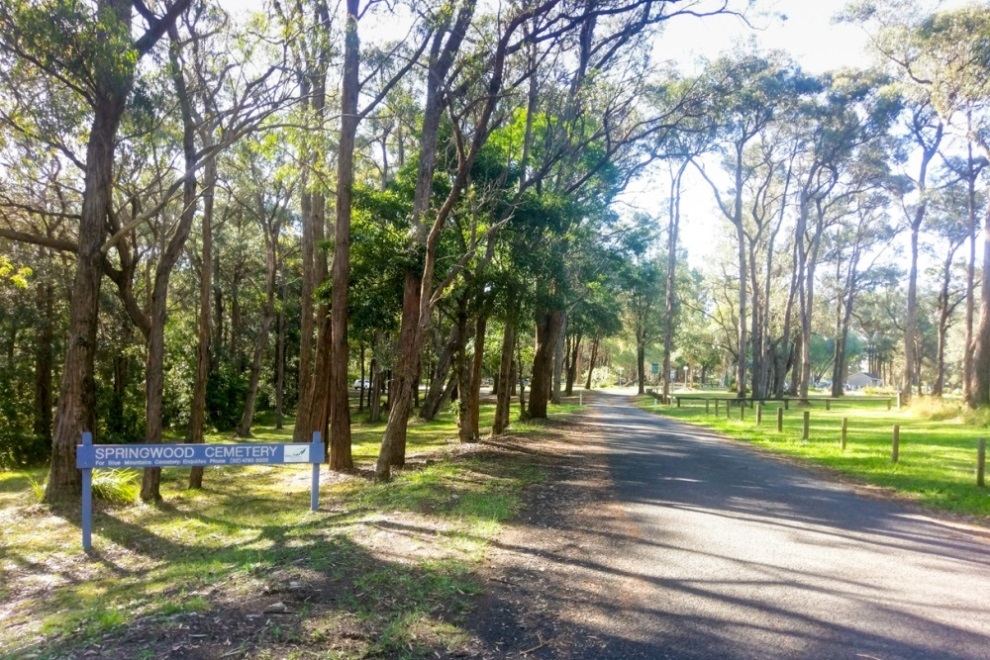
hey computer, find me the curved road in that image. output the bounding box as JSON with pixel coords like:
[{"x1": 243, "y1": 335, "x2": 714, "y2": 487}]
[{"x1": 477, "y1": 391, "x2": 990, "y2": 659}]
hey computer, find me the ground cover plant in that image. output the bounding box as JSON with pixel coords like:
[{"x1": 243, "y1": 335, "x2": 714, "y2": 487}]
[
  {"x1": 0, "y1": 400, "x2": 578, "y2": 659},
  {"x1": 635, "y1": 393, "x2": 990, "y2": 518}
]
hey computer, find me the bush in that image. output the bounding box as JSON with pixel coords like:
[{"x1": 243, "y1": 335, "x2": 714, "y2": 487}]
[
  {"x1": 910, "y1": 396, "x2": 962, "y2": 421},
  {"x1": 30, "y1": 469, "x2": 140, "y2": 505},
  {"x1": 0, "y1": 431, "x2": 50, "y2": 469}
]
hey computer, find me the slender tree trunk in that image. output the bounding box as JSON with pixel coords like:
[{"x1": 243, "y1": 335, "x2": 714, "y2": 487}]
[
  {"x1": 662, "y1": 164, "x2": 685, "y2": 402},
  {"x1": 585, "y1": 336, "x2": 598, "y2": 390},
  {"x1": 33, "y1": 278, "x2": 54, "y2": 445},
  {"x1": 420, "y1": 322, "x2": 461, "y2": 420},
  {"x1": 141, "y1": 38, "x2": 200, "y2": 502},
  {"x1": 968, "y1": 212, "x2": 990, "y2": 406},
  {"x1": 636, "y1": 342, "x2": 646, "y2": 395},
  {"x1": 964, "y1": 141, "x2": 977, "y2": 402},
  {"x1": 551, "y1": 312, "x2": 566, "y2": 404},
  {"x1": 455, "y1": 304, "x2": 472, "y2": 443},
  {"x1": 188, "y1": 150, "x2": 216, "y2": 489},
  {"x1": 236, "y1": 221, "x2": 279, "y2": 438},
  {"x1": 565, "y1": 333, "x2": 580, "y2": 395},
  {"x1": 275, "y1": 263, "x2": 286, "y2": 429},
  {"x1": 466, "y1": 313, "x2": 487, "y2": 441},
  {"x1": 902, "y1": 225, "x2": 920, "y2": 401},
  {"x1": 327, "y1": 0, "x2": 360, "y2": 472},
  {"x1": 492, "y1": 317, "x2": 516, "y2": 435},
  {"x1": 529, "y1": 309, "x2": 563, "y2": 418}
]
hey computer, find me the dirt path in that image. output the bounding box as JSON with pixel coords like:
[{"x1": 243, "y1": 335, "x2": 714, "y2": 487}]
[{"x1": 464, "y1": 390, "x2": 990, "y2": 659}]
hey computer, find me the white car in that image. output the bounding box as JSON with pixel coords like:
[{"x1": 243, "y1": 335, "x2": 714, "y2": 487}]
[{"x1": 353, "y1": 379, "x2": 371, "y2": 390}]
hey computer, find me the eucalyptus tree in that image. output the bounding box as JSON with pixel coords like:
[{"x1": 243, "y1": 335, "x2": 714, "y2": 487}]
[
  {"x1": 891, "y1": 98, "x2": 943, "y2": 400},
  {"x1": 274, "y1": 0, "x2": 335, "y2": 444},
  {"x1": 787, "y1": 70, "x2": 899, "y2": 398},
  {"x1": 851, "y1": 1, "x2": 990, "y2": 404},
  {"x1": 925, "y1": 181, "x2": 972, "y2": 396},
  {"x1": 694, "y1": 52, "x2": 810, "y2": 399},
  {"x1": 0, "y1": 0, "x2": 195, "y2": 501},
  {"x1": 826, "y1": 190, "x2": 898, "y2": 397}
]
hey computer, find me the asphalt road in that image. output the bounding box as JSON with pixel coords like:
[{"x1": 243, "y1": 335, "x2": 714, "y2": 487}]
[{"x1": 576, "y1": 391, "x2": 990, "y2": 659}]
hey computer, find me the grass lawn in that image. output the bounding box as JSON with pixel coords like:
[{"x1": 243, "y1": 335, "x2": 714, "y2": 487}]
[
  {"x1": 634, "y1": 392, "x2": 990, "y2": 519},
  {"x1": 0, "y1": 398, "x2": 580, "y2": 658}
]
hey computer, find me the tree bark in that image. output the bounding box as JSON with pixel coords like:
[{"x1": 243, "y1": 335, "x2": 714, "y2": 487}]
[
  {"x1": 466, "y1": 313, "x2": 487, "y2": 441},
  {"x1": 236, "y1": 207, "x2": 280, "y2": 438},
  {"x1": 141, "y1": 30, "x2": 201, "y2": 502},
  {"x1": 492, "y1": 316, "x2": 516, "y2": 435},
  {"x1": 188, "y1": 149, "x2": 216, "y2": 489},
  {"x1": 33, "y1": 277, "x2": 54, "y2": 445},
  {"x1": 326, "y1": 0, "x2": 360, "y2": 471},
  {"x1": 529, "y1": 309, "x2": 563, "y2": 419},
  {"x1": 585, "y1": 336, "x2": 598, "y2": 390},
  {"x1": 44, "y1": 0, "x2": 143, "y2": 502},
  {"x1": 420, "y1": 322, "x2": 461, "y2": 420}
]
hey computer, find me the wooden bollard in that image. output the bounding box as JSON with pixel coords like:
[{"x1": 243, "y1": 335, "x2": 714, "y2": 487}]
[
  {"x1": 978, "y1": 438, "x2": 986, "y2": 487},
  {"x1": 757, "y1": 404, "x2": 763, "y2": 426},
  {"x1": 887, "y1": 398, "x2": 892, "y2": 411},
  {"x1": 739, "y1": 405, "x2": 745, "y2": 421},
  {"x1": 802, "y1": 411, "x2": 810, "y2": 440},
  {"x1": 784, "y1": 399, "x2": 790, "y2": 410},
  {"x1": 677, "y1": 397, "x2": 681, "y2": 408},
  {"x1": 841, "y1": 417, "x2": 848, "y2": 451},
  {"x1": 826, "y1": 399, "x2": 831, "y2": 411},
  {"x1": 726, "y1": 400, "x2": 731, "y2": 419},
  {"x1": 892, "y1": 424, "x2": 900, "y2": 463},
  {"x1": 896, "y1": 391, "x2": 902, "y2": 410},
  {"x1": 715, "y1": 399, "x2": 720, "y2": 416},
  {"x1": 777, "y1": 407, "x2": 783, "y2": 432},
  {"x1": 706, "y1": 400, "x2": 710, "y2": 414}
]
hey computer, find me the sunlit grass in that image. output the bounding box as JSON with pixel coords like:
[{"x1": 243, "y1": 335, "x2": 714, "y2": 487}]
[{"x1": 635, "y1": 394, "x2": 990, "y2": 517}]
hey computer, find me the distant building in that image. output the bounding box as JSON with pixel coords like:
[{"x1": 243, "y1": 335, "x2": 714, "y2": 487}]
[{"x1": 846, "y1": 372, "x2": 883, "y2": 390}]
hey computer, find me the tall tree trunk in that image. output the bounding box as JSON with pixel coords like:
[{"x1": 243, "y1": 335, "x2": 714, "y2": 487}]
[
  {"x1": 585, "y1": 336, "x2": 598, "y2": 390},
  {"x1": 529, "y1": 309, "x2": 563, "y2": 418},
  {"x1": 420, "y1": 322, "x2": 461, "y2": 421},
  {"x1": 45, "y1": 98, "x2": 124, "y2": 503},
  {"x1": 466, "y1": 313, "x2": 487, "y2": 441},
  {"x1": 963, "y1": 139, "x2": 977, "y2": 402},
  {"x1": 33, "y1": 277, "x2": 54, "y2": 445},
  {"x1": 236, "y1": 217, "x2": 280, "y2": 438},
  {"x1": 551, "y1": 312, "x2": 566, "y2": 404},
  {"x1": 492, "y1": 316, "x2": 516, "y2": 435},
  {"x1": 662, "y1": 163, "x2": 685, "y2": 402},
  {"x1": 455, "y1": 304, "x2": 472, "y2": 443},
  {"x1": 275, "y1": 262, "x2": 287, "y2": 429},
  {"x1": 327, "y1": 0, "x2": 360, "y2": 472},
  {"x1": 968, "y1": 213, "x2": 990, "y2": 406},
  {"x1": 565, "y1": 333, "x2": 580, "y2": 396},
  {"x1": 636, "y1": 342, "x2": 646, "y2": 395},
  {"x1": 188, "y1": 149, "x2": 216, "y2": 489},
  {"x1": 902, "y1": 224, "x2": 920, "y2": 402},
  {"x1": 141, "y1": 34, "x2": 200, "y2": 502}
]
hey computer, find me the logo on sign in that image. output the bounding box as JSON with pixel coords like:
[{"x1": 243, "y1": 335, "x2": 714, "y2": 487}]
[{"x1": 284, "y1": 445, "x2": 310, "y2": 463}]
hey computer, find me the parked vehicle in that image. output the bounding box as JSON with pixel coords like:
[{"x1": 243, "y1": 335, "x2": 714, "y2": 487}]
[{"x1": 353, "y1": 379, "x2": 371, "y2": 390}]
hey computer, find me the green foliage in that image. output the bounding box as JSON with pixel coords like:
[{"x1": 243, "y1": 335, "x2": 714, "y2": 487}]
[
  {"x1": 206, "y1": 355, "x2": 249, "y2": 432},
  {"x1": 92, "y1": 468, "x2": 140, "y2": 504}
]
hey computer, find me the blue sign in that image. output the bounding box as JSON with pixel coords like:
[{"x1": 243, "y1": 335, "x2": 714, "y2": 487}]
[
  {"x1": 76, "y1": 433, "x2": 324, "y2": 551},
  {"x1": 76, "y1": 442, "x2": 316, "y2": 469}
]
